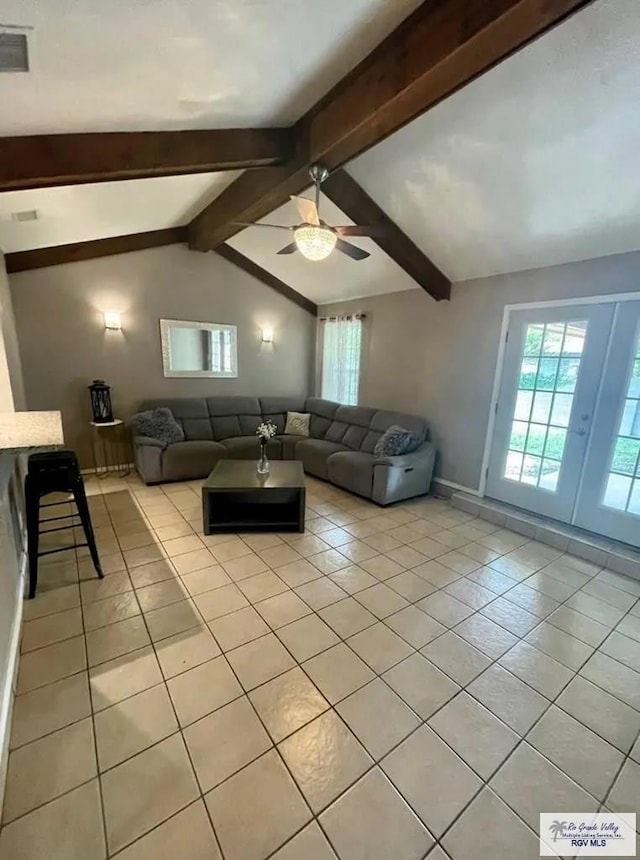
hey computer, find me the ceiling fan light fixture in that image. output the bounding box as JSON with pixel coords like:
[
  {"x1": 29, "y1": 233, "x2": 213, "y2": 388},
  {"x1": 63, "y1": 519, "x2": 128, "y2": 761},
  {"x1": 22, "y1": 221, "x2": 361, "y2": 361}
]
[{"x1": 294, "y1": 224, "x2": 337, "y2": 261}]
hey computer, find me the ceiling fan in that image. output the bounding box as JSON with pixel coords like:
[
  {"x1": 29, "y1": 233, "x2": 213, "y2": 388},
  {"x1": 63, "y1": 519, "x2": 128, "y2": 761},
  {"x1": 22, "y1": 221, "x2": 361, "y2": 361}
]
[{"x1": 232, "y1": 164, "x2": 380, "y2": 262}]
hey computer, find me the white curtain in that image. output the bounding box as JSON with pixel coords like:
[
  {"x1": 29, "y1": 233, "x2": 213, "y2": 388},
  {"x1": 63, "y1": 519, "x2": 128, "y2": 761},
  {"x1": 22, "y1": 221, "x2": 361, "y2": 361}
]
[{"x1": 321, "y1": 315, "x2": 363, "y2": 405}]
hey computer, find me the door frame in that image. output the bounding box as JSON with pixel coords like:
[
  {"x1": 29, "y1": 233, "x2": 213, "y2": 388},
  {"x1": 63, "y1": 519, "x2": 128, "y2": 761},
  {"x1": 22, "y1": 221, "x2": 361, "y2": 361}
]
[{"x1": 479, "y1": 291, "x2": 640, "y2": 498}]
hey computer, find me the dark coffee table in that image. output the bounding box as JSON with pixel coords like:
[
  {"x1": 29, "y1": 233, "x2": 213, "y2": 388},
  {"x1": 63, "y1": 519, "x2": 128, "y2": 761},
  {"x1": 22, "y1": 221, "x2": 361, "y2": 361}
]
[{"x1": 202, "y1": 460, "x2": 305, "y2": 535}]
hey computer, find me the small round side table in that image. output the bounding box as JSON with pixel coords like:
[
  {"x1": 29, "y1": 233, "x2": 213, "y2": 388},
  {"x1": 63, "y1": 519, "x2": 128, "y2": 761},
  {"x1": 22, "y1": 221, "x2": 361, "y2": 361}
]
[{"x1": 89, "y1": 419, "x2": 131, "y2": 478}]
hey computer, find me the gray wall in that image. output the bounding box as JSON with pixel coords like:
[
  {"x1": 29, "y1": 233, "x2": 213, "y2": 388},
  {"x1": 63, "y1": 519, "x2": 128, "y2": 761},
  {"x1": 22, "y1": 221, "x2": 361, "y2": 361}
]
[
  {"x1": 0, "y1": 254, "x2": 26, "y2": 411},
  {"x1": 321, "y1": 250, "x2": 640, "y2": 490},
  {"x1": 10, "y1": 244, "x2": 316, "y2": 465}
]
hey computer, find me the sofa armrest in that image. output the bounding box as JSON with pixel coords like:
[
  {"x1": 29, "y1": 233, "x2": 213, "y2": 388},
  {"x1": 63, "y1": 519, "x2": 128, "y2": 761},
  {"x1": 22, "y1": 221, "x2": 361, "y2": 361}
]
[
  {"x1": 374, "y1": 442, "x2": 435, "y2": 468},
  {"x1": 133, "y1": 434, "x2": 167, "y2": 450},
  {"x1": 372, "y1": 442, "x2": 436, "y2": 505}
]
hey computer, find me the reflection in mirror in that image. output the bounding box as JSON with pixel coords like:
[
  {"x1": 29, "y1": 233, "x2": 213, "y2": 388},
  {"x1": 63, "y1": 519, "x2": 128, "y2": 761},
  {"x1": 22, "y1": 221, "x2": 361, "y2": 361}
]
[{"x1": 160, "y1": 319, "x2": 238, "y2": 378}]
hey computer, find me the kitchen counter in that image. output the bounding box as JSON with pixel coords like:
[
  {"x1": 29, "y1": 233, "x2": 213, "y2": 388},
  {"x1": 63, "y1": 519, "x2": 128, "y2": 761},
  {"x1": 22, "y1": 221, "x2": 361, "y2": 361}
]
[{"x1": 0, "y1": 411, "x2": 64, "y2": 454}]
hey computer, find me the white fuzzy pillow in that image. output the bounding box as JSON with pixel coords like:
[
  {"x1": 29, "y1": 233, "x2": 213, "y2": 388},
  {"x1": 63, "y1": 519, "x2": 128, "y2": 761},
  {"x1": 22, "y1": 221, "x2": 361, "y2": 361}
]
[{"x1": 284, "y1": 411, "x2": 310, "y2": 436}]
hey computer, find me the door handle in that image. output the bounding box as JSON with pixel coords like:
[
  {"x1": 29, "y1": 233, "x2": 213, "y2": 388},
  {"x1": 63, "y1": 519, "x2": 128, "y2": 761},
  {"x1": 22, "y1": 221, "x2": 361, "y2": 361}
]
[{"x1": 570, "y1": 428, "x2": 587, "y2": 436}]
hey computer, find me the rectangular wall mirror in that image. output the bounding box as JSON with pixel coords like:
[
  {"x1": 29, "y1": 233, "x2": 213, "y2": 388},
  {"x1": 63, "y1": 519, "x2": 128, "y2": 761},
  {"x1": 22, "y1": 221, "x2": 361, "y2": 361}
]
[{"x1": 160, "y1": 319, "x2": 238, "y2": 378}]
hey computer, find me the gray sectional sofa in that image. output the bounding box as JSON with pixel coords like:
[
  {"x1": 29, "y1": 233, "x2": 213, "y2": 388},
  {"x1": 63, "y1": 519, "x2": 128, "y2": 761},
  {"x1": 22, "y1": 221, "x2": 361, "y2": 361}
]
[{"x1": 133, "y1": 396, "x2": 435, "y2": 506}]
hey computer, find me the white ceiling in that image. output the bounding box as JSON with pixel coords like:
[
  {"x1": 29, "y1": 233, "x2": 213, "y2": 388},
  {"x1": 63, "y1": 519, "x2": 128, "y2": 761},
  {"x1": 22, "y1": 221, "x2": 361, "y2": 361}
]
[
  {"x1": 0, "y1": 171, "x2": 240, "y2": 252},
  {"x1": 227, "y1": 192, "x2": 419, "y2": 304},
  {"x1": 0, "y1": 0, "x2": 420, "y2": 135},
  {"x1": 349, "y1": 0, "x2": 640, "y2": 282}
]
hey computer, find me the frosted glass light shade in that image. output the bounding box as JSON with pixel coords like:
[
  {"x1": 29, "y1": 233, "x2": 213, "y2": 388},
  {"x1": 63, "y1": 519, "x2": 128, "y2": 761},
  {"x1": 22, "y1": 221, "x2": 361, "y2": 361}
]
[
  {"x1": 104, "y1": 311, "x2": 122, "y2": 330},
  {"x1": 294, "y1": 225, "x2": 337, "y2": 261}
]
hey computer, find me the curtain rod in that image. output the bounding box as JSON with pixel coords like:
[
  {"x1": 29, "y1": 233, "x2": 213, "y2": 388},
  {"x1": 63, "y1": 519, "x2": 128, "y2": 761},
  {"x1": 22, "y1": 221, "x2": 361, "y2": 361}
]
[{"x1": 319, "y1": 313, "x2": 367, "y2": 322}]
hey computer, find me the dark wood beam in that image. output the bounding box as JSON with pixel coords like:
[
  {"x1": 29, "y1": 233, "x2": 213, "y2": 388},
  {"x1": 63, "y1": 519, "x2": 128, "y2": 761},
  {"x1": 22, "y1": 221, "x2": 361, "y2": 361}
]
[
  {"x1": 322, "y1": 169, "x2": 450, "y2": 301},
  {"x1": 0, "y1": 128, "x2": 294, "y2": 191},
  {"x1": 5, "y1": 227, "x2": 187, "y2": 273},
  {"x1": 216, "y1": 244, "x2": 317, "y2": 317},
  {"x1": 190, "y1": 0, "x2": 593, "y2": 253}
]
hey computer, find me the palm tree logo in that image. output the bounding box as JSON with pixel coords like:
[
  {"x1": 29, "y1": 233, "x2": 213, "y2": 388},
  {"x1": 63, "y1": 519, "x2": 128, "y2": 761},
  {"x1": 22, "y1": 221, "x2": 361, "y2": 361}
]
[{"x1": 549, "y1": 821, "x2": 568, "y2": 842}]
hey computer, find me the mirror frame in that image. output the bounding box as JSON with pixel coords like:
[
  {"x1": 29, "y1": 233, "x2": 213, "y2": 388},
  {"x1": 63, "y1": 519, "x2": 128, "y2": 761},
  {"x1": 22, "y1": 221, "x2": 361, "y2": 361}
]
[{"x1": 160, "y1": 318, "x2": 238, "y2": 379}]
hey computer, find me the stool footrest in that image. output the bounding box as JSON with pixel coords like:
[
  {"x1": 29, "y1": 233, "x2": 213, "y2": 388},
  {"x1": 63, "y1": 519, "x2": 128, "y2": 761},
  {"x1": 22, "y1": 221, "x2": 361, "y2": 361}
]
[{"x1": 38, "y1": 543, "x2": 88, "y2": 558}]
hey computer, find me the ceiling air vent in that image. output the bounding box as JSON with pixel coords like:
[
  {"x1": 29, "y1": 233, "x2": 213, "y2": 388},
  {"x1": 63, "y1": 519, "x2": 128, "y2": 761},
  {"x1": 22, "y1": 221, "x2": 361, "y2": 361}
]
[
  {"x1": 11, "y1": 209, "x2": 39, "y2": 223},
  {"x1": 0, "y1": 30, "x2": 29, "y2": 72}
]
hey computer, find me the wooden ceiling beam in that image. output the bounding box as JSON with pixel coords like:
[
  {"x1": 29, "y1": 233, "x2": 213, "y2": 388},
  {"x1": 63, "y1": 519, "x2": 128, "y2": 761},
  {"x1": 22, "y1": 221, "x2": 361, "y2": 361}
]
[
  {"x1": 215, "y1": 244, "x2": 317, "y2": 317},
  {"x1": 322, "y1": 169, "x2": 450, "y2": 301},
  {"x1": 0, "y1": 128, "x2": 294, "y2": 191},
  {"x1": 189, "y1": 0, "x2": 593, "y2": 254},
  {"x1": 5, "y1": 227, "x2": 187, "y2": 273}
]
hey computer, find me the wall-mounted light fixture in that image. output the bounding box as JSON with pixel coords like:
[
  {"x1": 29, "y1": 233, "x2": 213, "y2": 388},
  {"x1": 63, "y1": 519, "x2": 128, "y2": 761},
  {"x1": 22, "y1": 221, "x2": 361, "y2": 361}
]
[
  {"x1": 261, "y1": 326, "x2": 274, "y2": 343},
  {"x1": 104, "y1": 311, "x2": 122, "y2": 331}
]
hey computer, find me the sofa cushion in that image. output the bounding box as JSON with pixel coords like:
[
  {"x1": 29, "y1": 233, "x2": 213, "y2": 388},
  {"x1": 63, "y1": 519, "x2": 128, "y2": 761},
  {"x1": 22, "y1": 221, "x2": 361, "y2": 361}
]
[
  {"x1": 260, "y1": 397, "x2": 307, "y2": 434},
  {"x1": 327, "y1": 451, "x2": 375, "y2": 498},
  {"x1": 371, "y1": 409, "x2": 428, "y2": 444},
  {"x1": 305, "y1": 398, "x2": 340, "y2": 439},
  {"x1": 222, "y1": 436, "x2": 280, "y2": 459},
  {"x1": 278, "y1": 435, "x2": 302, "y2": 460},
  {"x1": 295, "y1": 438, "x2": 348, "y2": 480},
  {"x1": 161, "y1": 440, "x2": 225, "y2": 481},
  {"x1": 284, "y1": 412, "x2": 310, "y2": 436},
  {"x1": 206, "y1": 397, "x2": 262, "y2": 439},
  {"x1": 131, "y1": 407, "x2": 184, "y2": 446},
  {"x1": 334, "y1": 405, "x2": 377, "y2": 450},
  {"x1": 138, "y1": 398, "x2": 213, "y2": 441}
]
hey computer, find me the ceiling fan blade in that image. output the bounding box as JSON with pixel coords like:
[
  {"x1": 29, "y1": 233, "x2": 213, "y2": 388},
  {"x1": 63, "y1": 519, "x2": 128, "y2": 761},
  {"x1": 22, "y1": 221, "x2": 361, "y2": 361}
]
[
  {"x1": 277, "y1": 243, "x2": 297, "y2": 255},
  {"x1": 334, "y1": 225, "x2": 383, "y2": 237},
  {"x1": 291, "y1": 196, "x2": 320, "y2": 226},
  {"x1": 335, "y1": 238, "x2": 370, "y2": 261},
  {"x1": 231, "y1": 222, "x2": 293, "y2": 230}
]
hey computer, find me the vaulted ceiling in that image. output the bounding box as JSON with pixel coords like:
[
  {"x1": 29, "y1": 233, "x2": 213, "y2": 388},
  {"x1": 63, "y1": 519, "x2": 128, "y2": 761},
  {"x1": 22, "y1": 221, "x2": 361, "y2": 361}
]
[{"x1": 1, "y1": 0, "x2": 637, "y2": 306}]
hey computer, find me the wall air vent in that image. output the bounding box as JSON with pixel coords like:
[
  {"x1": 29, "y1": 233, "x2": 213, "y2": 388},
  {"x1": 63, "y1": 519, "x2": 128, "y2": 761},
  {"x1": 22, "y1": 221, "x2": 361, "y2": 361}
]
[
  {"x1": 0, "y1": 30, "x2": 29, "y2": 72},
  {"x1": 11, "y1": 209, "x2": 39, "y2": 222}
]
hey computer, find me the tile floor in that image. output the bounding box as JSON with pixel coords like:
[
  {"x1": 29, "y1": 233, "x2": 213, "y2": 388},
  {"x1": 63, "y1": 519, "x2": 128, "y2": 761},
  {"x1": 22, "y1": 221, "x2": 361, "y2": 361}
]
[{"x1": 2, "y1": 472, "x2": 640, "y2": 860}]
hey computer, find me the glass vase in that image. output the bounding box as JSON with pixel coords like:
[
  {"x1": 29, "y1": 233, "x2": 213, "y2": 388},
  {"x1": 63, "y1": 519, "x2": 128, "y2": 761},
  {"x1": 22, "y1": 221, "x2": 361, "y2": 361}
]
[{"x1": 257, "y1": 441, "x2": 270, "y2": 475}]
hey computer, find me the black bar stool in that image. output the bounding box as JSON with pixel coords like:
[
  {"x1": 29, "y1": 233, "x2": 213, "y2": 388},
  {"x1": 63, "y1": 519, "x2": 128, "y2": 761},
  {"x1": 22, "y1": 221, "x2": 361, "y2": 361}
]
[{"x1": 25, "y1": 450, "x2": 103, "y2": 599}]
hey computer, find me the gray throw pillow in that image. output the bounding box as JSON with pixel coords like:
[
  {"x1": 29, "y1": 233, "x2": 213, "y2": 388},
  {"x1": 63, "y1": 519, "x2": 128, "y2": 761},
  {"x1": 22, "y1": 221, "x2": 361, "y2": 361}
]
[
  {"x1": 131, "y1": 407, "x2": 184, "y2": 446},
  {"x1": 374, "y1": 425, "x2": 419, "y2": 458}
]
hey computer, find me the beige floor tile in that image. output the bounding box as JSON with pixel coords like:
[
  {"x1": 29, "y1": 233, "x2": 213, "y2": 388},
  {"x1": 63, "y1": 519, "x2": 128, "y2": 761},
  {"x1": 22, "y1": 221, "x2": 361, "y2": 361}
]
[
  {"x1": 454, "y1": 614, "x2": 519, "y2": 659},
  {"x1": 381, "y1": 724, "x2": 482, "y2": 837},
  {"x1": 580, "y1": 651, "x2": 640, "y2": 710},
  {"x1": 4, "y1": 718, "x2": 96, "y2": 822},
  {"x1": 227, "y1": 632, "x2": 296, "y2": 690},
  {"x1": 383, "y1": 653, "x2": 460, "y2": 719},
  {"x1": 600, "y1": 630, "x2": 640, "y2": 673},
  {"x1": 385, "y1": 605, "x2": 446, "y2": 648},
  {"x1": 135, "y1": 578, "x2": 189, "y2": 613},
  {"x1": 294, "y1": 578, "x2": 347, "y2": 610},
  {"x1": 445, "y1": 579, "x2": 496, "y2": 610},
  {"x1": 80, "y1": 571, "x2": 132, "y2": 605},
  {"x1": 459, "y1": 542, "x2": 502, "y2": 565},
  {"x1": 319, "y1": 597, "x2": 377, "y2": 638},
  {"x1": 429, "y1": 692, "x2": 519, "y2": 779},
  {"x1": 466, "y1": 566, "x2": 516, "y2": 595},
  {"x1": 250, "y1": 667, "x2": 329, "y2": 742},
  {"x1": 348, "y1": 623, "x2": 413, "y2": 673},
  {"x1": 546, "y1": 605, "x2": 610, "y2": 647},
  {"x1": 480, "y1": 597, "x2": 540, "y2": 637},
  {"x1": 209, "y1": 606, "x2": 270, "y2": 651},
  {"x1": 17, "y1": 635, "x2": 86, "y2": 694},
  {"x1": 257, "y1": 543, "x2": 301, "y2": 568},
  {"x1": 279, "y1": 710, "x2": 372, "y2": 813},
  {"x1": 420, "y1": 631, "x2": 492, "y2": 685},
  {"x1": 438, "y1": 550, "x2": 482, "y2": 575},
  {"x1": 337, "y1": 678, "x2": 420, "y2": 760},
  {"x1": 355, "y1": 583, "x2": 409, "y2": 619},
  {"x1": 527, "y1": 706, "x2": 624, "y2": 800},
  {"x1": 205, "y1": 749, "x2": 311, "y2": 860},
  {"x1": 209, "y1": 538, "x2": 254, "y2": 564},
  {"x1": 276, "y1": 614, "x2": 339, "y2": 662},
  {"x1": 79, "y1": 551, "x2": 126, "y2": 579},
  {"x1": 362, "y1": 532, "x2": 401, "y2": 552},
  {"x1": 385, "y1": 545, "x2": 429, "y2": 570},
  {"x1": 617, "y1": 612, "x2": 640, "y2": 643},
  {"x1": 185, "y1": 695, "x2": 272, "y2": 792},
  {"x1": 162, "y1": 534, "x2": 204, "y2": 557},
  {"x1": 359, "y1": 554, "x2": 405, "y2": 581},
  {"x1": 468, "y1": 664, "x2": 549, "y2": 734},
  {"x1": 303, "y1": 643, "x2": 375, "y2": 704},
  {"x1": 94, "y1": 683, "x2": 178, "y2": 771},
  {"x1": 338, "y1": 541, "x2": 379, "y2": 564},
  {"x1": 255, "y1": 591, "x2": 311, "y2": 629},
  {"x1": 607, "y1": 758, "x2": 640, "y2": 819},
  {"x1": 11, "y1": 672, "x2": 91, "y2": 749},
  {"x1": 82, "y1": 591, "x2": 141, "y2": 632},
  {"x1": 180, "y1": 564, "x2": 231, "y2": 596},
  {"x1": 237, "y1": 570, "x2": 288, "y2": 602},
  {"x1": 23, "y1": 584, "x2": 80, "y2": 621},
  {"x1": 271, "y1": 822, "x2": 337, "y2": 860},
  {"x1": 320, "y1": 767, "x2": 433, "y2": 860},
  {"x1": 385, "y1": 570, "x2": 436, "y2": 602},
  {"x1": 490, "y1": 742, "x2": 599, "y2": 833},
  {"x1": 524, "y1": 621, "x2": 594, "y2": 671},
  {"x1": 124, "y1": 544, "x2": 166, "y2": 569},
  {"x1": 272, "y1": 559, "x2": 321, "y2": 589},
  {"x1": 286, "y1": 534, "x2": 332, "y2": 557},
  {"x1": 90, "y1": 645, "x2": 163, "y2": 712},
  {"x1": 144, "y1": 598, "x2": 202, "y2": 642},
  {"x1": 113, "y1": 800, "x2": 221, "y2": 860},
  {"x1": 193, "y1": 583, "x2": 249, "y2": 621},
  {"x1": 328, "y1": 565, "x2": 378, "y2": 595},
  {"x1": 85, "y1": 615, "x2": 150, "y2": 667},
  {"x1": 21, "y1": 607, "x2": 83, "y2": 653},
  {"x1": 0, "y1": 780, "x2": 105, "y2": 860},
  {"x1": 557, "y1": 675, "x2": 640, "y2": 753},
  {"x1": 171, "y1": 548, "x2": 215, "y2": 576},
  {"x1": 242, "y1": 533, "x2": 284, "y2": 551},
  {"x1": 153, "y1": 521, "x2": 195, "y2": 541},
  {"x1": 417, "y1": 592, "x2": 473, "y2": 627},
  {"x1": 503, "y1": 583, "x2": 560, "y2": 618},
  {"x1": 167, "y1": 655, "x2": 242, "y2": 726},
  {"x1": 102, "y1": 733, "x2": 199, "y2": 855},
  {"x1": 566, "y1": 591, "x2": 625, "y2": 627},
  {"x1": 442, "y1": 788, "x2": 539, "y2": 860},
  {"x1": 499, "y1": 641, "x2": 573, "y2": 698},
  {"x1": 127, "y1": 558, "x2": 177, "y2": 588},
  {"x1": 222, "y1": 552, "x2": 270, "y2": 582},
  {"x1": 155, "y1": 625, "x2": 221, "y2": 678}
]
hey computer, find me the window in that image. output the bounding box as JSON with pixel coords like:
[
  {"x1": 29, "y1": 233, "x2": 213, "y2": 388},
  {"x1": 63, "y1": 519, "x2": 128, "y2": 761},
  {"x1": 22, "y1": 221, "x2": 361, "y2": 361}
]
[{"x1": 320, "y1": 315, "x2": 363, "y2": 405}]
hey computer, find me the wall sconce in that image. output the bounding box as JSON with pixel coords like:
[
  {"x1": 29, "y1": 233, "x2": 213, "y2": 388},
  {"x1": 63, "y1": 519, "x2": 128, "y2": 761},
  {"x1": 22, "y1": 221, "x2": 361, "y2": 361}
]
[
  {"x1": 261, "y1": 326, "x2": 274, "y2": 343},
  {"x1": 104, "y1": 311, "x2": 122, "y2": 331}
]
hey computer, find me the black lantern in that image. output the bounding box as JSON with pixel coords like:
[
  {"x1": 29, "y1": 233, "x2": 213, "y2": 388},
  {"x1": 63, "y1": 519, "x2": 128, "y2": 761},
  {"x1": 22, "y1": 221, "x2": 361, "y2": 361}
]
[{"x1": 89, "y1": 379, "x2": 113, "y2": 424}]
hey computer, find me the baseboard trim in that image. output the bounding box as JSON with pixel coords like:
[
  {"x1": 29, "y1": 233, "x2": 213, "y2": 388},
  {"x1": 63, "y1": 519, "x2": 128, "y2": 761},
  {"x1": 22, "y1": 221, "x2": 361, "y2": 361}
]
[
  {"x1": 432, "y1": 478, "x2": 482, "y2": 498},
  {"x1": 0, "y1": 548, "x2": 26, "y2": 814}
]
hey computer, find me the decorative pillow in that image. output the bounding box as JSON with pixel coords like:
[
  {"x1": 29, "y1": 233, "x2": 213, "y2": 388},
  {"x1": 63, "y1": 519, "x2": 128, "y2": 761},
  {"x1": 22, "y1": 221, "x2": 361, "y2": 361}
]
[
  {"x1": 131, "y1": 407, "x2": 184, "y2": 446},
  {"x1": 284, "y1": 411, "x2": 311, "y2": 436},
  {"x1": 374, "y1": 425, "x2": 419, "y2": 458}
]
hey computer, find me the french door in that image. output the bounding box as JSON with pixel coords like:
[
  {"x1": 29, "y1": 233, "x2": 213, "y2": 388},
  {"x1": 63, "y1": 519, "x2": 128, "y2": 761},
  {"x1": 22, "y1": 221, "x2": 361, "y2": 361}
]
[{"x1": 486, "y1": 300, "x2": 640, "y2": 547}]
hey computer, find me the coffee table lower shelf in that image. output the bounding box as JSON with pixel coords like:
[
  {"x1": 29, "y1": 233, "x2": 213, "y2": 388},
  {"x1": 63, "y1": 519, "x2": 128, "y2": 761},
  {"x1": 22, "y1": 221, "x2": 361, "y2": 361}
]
[{"x1": 203, "y1": 488, "x2": 305, "y2": 534}]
